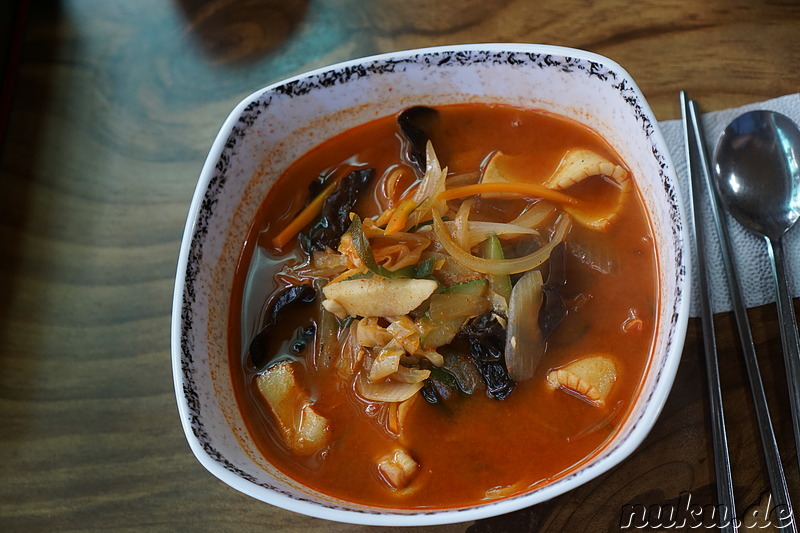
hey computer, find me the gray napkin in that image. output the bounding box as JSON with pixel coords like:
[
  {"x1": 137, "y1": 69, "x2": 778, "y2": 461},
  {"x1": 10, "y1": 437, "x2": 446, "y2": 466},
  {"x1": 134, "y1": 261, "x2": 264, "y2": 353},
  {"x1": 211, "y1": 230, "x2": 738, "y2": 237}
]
[{"x1": 658, "y1": 93, "x2": 800, "y2": 317}]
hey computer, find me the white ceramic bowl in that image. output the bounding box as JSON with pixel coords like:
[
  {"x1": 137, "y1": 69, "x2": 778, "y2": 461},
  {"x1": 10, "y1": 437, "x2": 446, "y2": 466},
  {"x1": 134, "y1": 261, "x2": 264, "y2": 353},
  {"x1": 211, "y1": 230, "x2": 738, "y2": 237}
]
[{"x1": 172, "y1": 43, "x2": 690, "y2": 526}]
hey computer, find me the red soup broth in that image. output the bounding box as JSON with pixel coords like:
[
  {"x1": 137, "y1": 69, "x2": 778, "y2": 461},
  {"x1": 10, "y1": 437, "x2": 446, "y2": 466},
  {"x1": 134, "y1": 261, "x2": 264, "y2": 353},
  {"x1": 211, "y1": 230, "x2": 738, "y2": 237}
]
[{"x1": 228, "y1": 103, "x2": 658, "y2": 509}]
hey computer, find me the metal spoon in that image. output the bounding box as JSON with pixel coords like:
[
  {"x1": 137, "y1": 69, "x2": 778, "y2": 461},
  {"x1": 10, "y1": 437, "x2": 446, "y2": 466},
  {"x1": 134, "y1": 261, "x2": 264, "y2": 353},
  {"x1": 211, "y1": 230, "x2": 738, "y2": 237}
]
[{"x1": 713, "y1": 110, "x2": 800, "y2": 473}]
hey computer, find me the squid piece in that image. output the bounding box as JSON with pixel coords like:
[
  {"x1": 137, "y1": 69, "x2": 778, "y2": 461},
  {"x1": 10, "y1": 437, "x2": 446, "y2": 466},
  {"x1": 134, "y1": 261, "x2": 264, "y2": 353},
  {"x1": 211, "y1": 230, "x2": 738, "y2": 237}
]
[
  {"x1": 543, "y1": 149, "x2": 632, "y2": 231},
  {"x1": 376, "y1": 448, "x2": 419, "y2": 490},
  {"x1": 543, "y1": 149, "x2": 628, "y2": 190},
  {"x1": 256, "y1": 361, "x2": 331, "y2": 453},
  {"x1": 546, "y1": 354, "x2": 618, "y2": 407}
]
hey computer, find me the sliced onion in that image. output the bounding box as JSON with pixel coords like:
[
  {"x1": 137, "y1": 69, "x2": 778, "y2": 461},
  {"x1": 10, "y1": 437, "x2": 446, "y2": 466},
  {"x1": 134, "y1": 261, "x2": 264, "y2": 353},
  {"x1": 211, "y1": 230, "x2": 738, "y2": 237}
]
[
  {"x1": 509, "y1": 201, "x2": 557, "y2": 229},
  {"x1": 355, "y1": 370, "x2": 424, "y2": 402},
  {"x1": 407, "y1": 142, "x2": 447, "y2": 228},
  {"x1": 412, "y1": 141, "x2": 444, "y2": 203},
  {"x1": 505, "y1": 269, "x2": 545, "y2": 382},
  {"x1": 391, "y1": 366, "x2": 431, "y2": 384},
  {"x1": 419, "y1": 251, "x2": 483, "y2": 286},
  {"x1": 317, "y1": 297, "x2": 340, "y2": 369},
  {"x1": 432, "y1": 210, "x2": 571, "y2": 275},
  {"x1": 444, "y1": 220, "x2": 539, "y2": 248},
  {"x1": 444, "y1": 171, "x2": 480, "y2": 188},
  {"x1": 453, "y1": 199, "x2": 474, "y2": 251},
  {"x1": 335, "y1": 320, "x2": 364, "y2": 380},
  {"x1": 415, "y1": 348, "x2": 445, "y2": 367}
]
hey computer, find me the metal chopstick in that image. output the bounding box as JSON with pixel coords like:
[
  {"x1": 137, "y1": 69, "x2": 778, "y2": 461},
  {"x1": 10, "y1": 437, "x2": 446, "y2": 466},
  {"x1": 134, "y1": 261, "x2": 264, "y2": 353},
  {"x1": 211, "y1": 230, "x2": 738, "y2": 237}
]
[
  {"x1": 681, "y1": 91, "x2": 738, "y2": 533},
  {"x1": 683, "y1": 92, "x2": 796, "y2": 532}
]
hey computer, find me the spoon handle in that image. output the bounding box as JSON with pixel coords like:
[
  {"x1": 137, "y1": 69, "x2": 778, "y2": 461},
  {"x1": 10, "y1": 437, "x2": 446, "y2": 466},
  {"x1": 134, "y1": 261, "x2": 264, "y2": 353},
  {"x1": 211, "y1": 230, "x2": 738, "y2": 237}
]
[{"x1": 766, "y1": 235, "x2": 800, "y2": 470}]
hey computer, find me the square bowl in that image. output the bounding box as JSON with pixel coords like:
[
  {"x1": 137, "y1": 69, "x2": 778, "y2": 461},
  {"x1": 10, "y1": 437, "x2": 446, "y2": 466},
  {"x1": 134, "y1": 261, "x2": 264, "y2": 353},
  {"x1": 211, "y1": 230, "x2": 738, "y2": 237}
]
[{"x1": 171, "y1": 43, "x2": 690, "y2": 526}]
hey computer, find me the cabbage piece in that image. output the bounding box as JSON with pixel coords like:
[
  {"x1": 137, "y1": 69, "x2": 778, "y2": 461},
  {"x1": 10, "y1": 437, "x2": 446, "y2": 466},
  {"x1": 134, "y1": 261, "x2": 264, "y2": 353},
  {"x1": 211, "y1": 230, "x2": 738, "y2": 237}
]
[
  {"x1": 418, "y1": 279, "x2": 491, "y2": 349},
  {"x1": 369, "y1": 339, "x2": 405, "y2": 381},
  {"x1": 386, "y1": 315, "x2": 422, "y2": 354},
  {"x1": 357, "y1": 317, "x2": 394, "y2": 348},
  {"x1": 344, "y1": 215, "x2": 416, "y2": 278},
  {"x1": 568, "y1": 241, "x2": 617, "y2": 275}
]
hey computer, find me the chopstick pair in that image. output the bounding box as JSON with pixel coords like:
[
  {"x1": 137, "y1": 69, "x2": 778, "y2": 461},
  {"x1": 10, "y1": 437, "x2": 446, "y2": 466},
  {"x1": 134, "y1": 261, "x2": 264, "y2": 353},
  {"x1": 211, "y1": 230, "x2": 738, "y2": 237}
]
[{"x1": 680, "y1": 92, "x2": 795, "y2": 532}]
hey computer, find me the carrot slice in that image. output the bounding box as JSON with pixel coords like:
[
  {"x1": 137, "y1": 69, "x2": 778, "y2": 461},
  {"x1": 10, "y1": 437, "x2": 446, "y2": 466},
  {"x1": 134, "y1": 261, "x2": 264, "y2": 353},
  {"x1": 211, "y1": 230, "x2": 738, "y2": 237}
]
[
  {"x1": 272, "y1": 178, "x2": 342, "y2": 249},
  {"x1": 384, "y1": 197, "x2": 418, "y2": 234},
  {"x1": 436, "y1": 182, "x2": 581, "y2": 207}
]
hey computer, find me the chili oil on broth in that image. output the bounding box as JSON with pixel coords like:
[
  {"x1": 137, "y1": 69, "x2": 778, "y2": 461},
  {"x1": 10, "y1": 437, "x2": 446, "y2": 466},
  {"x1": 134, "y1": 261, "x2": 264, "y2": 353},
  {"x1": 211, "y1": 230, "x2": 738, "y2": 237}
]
[{"x1": 228, "y1": 103, "x2": 658, "y2": 509}]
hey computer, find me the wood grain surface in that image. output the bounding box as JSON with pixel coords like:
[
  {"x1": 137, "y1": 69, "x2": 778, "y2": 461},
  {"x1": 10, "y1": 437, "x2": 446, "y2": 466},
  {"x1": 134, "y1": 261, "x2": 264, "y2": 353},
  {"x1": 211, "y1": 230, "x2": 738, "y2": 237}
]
[{"x1": 1, "y1": 0, "x2": 799, "y2": 531}]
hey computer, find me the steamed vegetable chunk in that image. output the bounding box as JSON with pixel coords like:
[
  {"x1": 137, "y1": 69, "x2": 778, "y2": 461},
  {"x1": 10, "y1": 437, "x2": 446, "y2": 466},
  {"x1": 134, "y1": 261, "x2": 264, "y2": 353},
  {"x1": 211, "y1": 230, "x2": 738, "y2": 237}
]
[
  {"x1": 230, "y1": 103, "x2": 658, "y2": 509},
  {"x1": 377, "y1": 448, "x2": 419, "y2": 490},
  {"x1": 256, "y1": 361, "x2": 330, "y2": 453}
]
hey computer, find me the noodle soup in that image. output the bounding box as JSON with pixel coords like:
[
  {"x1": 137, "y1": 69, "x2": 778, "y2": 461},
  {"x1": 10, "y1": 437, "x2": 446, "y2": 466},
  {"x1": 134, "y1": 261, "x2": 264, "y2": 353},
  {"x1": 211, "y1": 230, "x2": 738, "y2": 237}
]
[{"x1": 229, "y1": 103, "x2": 657, "y2": 509}]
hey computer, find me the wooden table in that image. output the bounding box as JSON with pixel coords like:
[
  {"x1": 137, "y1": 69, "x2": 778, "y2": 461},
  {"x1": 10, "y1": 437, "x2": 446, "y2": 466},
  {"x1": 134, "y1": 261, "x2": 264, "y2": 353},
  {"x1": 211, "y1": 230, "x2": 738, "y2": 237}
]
[{"x1": 2, "y1": 1, "x2": 799, "y2": 530}]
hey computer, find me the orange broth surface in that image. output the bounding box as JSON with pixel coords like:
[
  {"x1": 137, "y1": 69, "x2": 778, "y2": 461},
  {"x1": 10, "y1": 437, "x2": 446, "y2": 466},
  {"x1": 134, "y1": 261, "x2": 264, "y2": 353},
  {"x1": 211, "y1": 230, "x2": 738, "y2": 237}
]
[{"x1": 228, "y1": 103, "x2": 658, "y2": 509}]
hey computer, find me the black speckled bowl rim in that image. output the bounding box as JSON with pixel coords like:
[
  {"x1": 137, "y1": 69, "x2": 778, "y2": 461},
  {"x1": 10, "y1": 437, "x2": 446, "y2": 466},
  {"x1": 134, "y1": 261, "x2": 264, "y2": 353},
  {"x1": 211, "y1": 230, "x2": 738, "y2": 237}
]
[{"x1": 171, "y1": 43, "x2": 691, "y2": 526}]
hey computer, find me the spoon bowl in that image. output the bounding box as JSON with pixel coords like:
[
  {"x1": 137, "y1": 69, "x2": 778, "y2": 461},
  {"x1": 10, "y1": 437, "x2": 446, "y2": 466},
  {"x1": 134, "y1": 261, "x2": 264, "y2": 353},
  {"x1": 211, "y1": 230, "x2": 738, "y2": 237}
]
[
  {"x1": 714, "y1": 110, "x2": 800, "y2": 241},
  {"x1": 713, "y1": 109, "x2": 800, "y2": 482}
]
